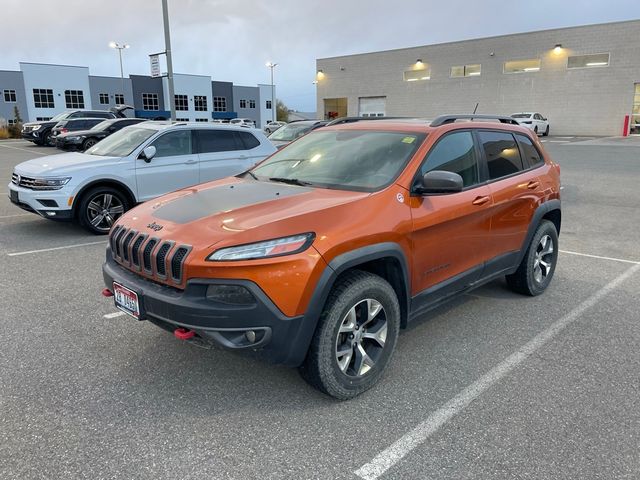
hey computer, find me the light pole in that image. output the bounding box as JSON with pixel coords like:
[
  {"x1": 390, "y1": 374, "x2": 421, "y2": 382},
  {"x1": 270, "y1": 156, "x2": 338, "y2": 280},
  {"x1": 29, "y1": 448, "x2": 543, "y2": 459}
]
[
  {"x1": 266, "y1": 62, "x2": 278, "y2": 123},
  {"x1": 162, "y1": 0, "x2": 176, "y2": 121},
  {"x1": 109, "y1": 41, "x2": 130, "y2": 102}
]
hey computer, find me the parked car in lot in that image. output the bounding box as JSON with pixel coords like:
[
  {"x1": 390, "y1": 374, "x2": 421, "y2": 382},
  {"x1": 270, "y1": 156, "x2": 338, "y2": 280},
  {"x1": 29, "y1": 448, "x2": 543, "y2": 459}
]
[
  {"x1": 264, "y1": 121, "x2": 287, "y2": 134},
  {"x1": 51, "y1": 118, "x2": 107, "y2": 145},
  {"x1": 102, "y1": 114, "x2": 561, "y2": 399},
  {"x1": 21, "y1": 105, "x2": 132, "y2": 146},
  {"x1": 511, "y1": 112, "x2": 550, "y2": 136},
  {"x1": 229, "y1": 118, "x2": 255, "y2": 128},
  {"x1": 267, "y1": 120, "x2": 329, "y2": 148},
  {"x1": 55, "y1": 118, "x2": 147, "y2": 151},
  {"x1": 9, "y1": 122, "x2": 276, "y2": 234}
]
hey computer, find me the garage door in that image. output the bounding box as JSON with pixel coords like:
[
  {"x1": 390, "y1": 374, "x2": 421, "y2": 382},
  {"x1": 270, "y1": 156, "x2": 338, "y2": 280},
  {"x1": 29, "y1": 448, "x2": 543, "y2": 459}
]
[{"x1": 358, "y1": 97, "x2": 386, "y2": 117}]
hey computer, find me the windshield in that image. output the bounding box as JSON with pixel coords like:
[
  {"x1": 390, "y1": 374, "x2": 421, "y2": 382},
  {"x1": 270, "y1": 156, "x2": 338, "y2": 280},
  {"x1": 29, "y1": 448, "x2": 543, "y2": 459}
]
[
  {"x1": 511, "y1": 114, "x2": 532, "y2": 119},
  {"x1": 49, "y1": 112, "x2": 69, "y2": 122},
  {"x1": 91, "y1": 120, "x2": 112, "y2": 131},
  {"x1": 268, "y1": 123, "x2": 315, "y2": 141},
  {"x1": 84, "y1": 126, "x2": 156, "y2": 157},
  {"x1": 252, "y1": 130, "x2": 425, "y2": 192}
]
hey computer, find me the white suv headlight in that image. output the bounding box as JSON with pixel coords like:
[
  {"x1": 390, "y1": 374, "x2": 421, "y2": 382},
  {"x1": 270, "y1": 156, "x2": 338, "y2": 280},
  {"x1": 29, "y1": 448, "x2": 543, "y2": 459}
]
[
  {"x1": 208, "y1": 233, "x2": 315, "y2": 261},
  {"x1": 29, "y1": 177, "x2": 72, "y2": 190},
  {"x1": 32, "y1": 124, "x2": 42, "y2": 131}
]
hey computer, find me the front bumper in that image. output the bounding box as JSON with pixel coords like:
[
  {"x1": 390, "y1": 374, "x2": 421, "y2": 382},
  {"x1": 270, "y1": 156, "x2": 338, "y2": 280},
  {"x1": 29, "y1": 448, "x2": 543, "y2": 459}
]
[
  {"x1": 7, "y1": 182, "x2": 74, "y2": 220},
  {"x1": 55, "y1": 137, "x2": 82, "y2": 150},
  {"x1": 21, "y1": 130, "x2": 43, "y2": 142},
  {"x1": 102, "y1": 252, "x2": 309, "y2": 366}
]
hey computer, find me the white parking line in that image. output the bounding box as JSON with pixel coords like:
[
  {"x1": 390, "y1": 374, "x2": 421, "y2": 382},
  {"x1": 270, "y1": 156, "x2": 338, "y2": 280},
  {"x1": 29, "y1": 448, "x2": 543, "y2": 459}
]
[
  {"x1": 560, "y1": 249, "x2": 640, "y2": 265},
  {"x1": 0, "y1": 143, "x2": 49, "y2": 155},
  {"x1": 104, "y1": 311, "x2": 126, "y2": 319},
  {"x1": 0, "y1": 213, "x2": 32, "y2": 219},
  {"x1": 355, "y1": 263, "x2": 640, "y2": 480},
  {"x1": 7, "y1": 241, "x2": 107, "y2": 256}
]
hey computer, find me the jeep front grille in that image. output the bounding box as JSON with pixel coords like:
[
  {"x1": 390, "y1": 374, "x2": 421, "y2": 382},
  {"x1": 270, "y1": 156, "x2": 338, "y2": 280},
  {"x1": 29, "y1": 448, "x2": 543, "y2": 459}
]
[{"x1": 109, "y1": 225, "x2": 191, "y2": 286}]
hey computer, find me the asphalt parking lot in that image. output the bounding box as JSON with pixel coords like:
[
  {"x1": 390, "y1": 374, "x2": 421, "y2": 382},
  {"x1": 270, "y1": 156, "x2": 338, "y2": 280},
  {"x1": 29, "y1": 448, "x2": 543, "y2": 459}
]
[{"x1": 1, "y1": 137, "x2": 639, "y2": 479}]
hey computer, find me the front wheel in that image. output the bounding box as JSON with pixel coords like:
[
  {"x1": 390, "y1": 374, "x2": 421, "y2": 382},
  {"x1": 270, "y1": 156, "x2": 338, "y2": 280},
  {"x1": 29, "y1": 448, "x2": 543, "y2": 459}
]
[
  {"x1": 506, "y1": 220, "x2": 558, "y2": 296},
  {"x1": 299, "y1": 270, "x2": 400, "y2": 400},
  {"x1": 543, "y1": 125, "x2": 550, "y2": 137},
  {"x1": 77, "y1": 187, "x2": 129, "y2": 235},
  {"x1": 44, "y1": 130, "x2": 55, "y2": 146}
]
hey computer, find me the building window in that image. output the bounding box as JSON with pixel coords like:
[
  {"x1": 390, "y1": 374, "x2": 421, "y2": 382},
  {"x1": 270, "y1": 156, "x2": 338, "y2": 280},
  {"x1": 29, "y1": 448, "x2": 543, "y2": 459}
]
[
  {"x1": 36, "y1": 117, "x2": 52, "y2": 121},
  {"x1": 142, "y1": 93, "x2": 159, "y2": 111},
  {"x1": 194, "y1": 95, "x2": 207, "y2": 111},
  {"x1": 176, "y1": 118, "x2": 190, "y2": 122},
  {"x1": 403, "y1": 69, "x2": 431, "y2": 82},
  {"x1": 7, "y1": 119, "x2": 16, "y2": 125},
  {"x1": 451, "y1": 64, "x2": 481, "y2": 77},
  {"x1": 64, "y1": 90, "x2": 85, "y2": 109},
  {"x1": 4, "y1": 89, "x2": 17, "y2": 102},
  {"x1": 99, "y1": 93, "x2": 109, "y2": 104},
  {"x1": 115, "y1": 93, "x2": 125, "y2": 104},
  {"x1": 567, "y1": 53, "x2": 610, "y2": 69},
  {"x1": 240, "y1": 99, "x2": 247, "y2": 108},
  {"x1": 195, "y1": 118, "x2": 208, "y2": 122},
  {"x1": 175, "y1": 94, "x2": 188, "y2": 111},
  {"x1": 266, "y1": 100, "x2": 272, "y2": 109},
  {"x1": 249, "y1": 100, "x2": 256, "y2": 109},
  {"x1": 33, "y1": 89, "x2": 55, "y2": 108},
  {"x1": 503, "y1": 59, "x2": 540, "y2": 74},
  {"x1": 213, "y1": 96, "x2": 227, "y2": 112}
]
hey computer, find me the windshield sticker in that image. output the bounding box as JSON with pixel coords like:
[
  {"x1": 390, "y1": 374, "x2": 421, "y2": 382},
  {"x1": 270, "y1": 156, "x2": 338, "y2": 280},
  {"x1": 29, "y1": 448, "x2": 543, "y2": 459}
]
[{"x1": 402, "y1": 136, "x2": 416, "y2": 144}]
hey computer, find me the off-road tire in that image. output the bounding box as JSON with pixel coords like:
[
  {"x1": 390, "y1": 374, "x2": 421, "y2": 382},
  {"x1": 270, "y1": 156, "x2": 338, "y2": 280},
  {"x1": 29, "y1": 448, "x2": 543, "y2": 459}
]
[{"x1": 299, "y1": 270, "x2": 400, "y2": 400}]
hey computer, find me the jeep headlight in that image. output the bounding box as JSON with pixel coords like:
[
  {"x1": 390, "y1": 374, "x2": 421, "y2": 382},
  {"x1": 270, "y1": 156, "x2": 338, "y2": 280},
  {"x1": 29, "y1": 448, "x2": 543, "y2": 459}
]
[
  {"x1": 30, "y1": 177, "x2": 72, "y2": 190},
  {"x1": 208, "y1": 233, "x2": 315, "y2": 261}
]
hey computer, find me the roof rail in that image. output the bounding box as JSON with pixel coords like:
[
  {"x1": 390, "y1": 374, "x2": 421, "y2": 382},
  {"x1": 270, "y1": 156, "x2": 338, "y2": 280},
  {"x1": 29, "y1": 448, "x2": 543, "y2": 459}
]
[
  {"x1": 325, "y1": 116, "x2": 408, "y2": 126},
  {"x1": 430, "y1": 114, "x2": 519, "y2": 127}
]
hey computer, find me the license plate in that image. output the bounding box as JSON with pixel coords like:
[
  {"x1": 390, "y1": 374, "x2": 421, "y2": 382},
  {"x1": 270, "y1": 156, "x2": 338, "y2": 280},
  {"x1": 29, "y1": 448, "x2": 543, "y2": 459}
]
[
  {"x1": 9, "y1": 189, "x2": 18, "y2": 203},
  {"x1": 113, "y1": 282, "x2": 141, "y2": 319}
]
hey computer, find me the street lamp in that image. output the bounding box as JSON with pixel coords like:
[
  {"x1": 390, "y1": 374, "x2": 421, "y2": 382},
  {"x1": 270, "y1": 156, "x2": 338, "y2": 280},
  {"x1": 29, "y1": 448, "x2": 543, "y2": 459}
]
[
  {"x1": 109, "y1": 41, "x2": 130, "y2": 103},
  {"x1": 266, "y1": 61, "x2": 278, "y2": 123}
]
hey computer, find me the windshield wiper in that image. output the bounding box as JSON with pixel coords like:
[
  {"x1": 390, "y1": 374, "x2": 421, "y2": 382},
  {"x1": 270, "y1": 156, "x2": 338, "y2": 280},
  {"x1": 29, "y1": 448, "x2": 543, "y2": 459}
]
[
  {"x1": 241, "y1": 170, "x2": 259, "y2": 180},
  {"x1": 268, "y1": 177, "x2": 314, "y2": 186}
]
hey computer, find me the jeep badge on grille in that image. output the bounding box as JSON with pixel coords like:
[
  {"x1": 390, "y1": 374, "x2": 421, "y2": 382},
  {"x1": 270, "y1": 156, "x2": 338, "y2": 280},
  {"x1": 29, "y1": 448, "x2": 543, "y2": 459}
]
[{"x1": 147, "y1": 222, "x2": 163, "y2": 232}]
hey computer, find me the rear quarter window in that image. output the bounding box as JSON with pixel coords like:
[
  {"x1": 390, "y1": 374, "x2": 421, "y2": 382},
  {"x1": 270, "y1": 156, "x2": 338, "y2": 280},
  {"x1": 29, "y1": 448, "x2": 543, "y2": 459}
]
[
  {"x1": 236, "y1": 131, "x2": 260, "y2": 149},
  {"x1": 477, "y1": 131, "x2": 525, "y2": 180},
  {"x1": 515, "y1": 134, "x2": 544, "y2": 168}
]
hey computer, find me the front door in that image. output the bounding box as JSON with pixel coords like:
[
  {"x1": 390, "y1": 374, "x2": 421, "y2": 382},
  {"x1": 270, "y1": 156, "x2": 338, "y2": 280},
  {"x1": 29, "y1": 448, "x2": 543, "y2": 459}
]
[
  {"x1": 135, "y1": 129, "x2": 199, "y2": 201},
  {"x1": 410, "y1": 130, "x2": 493, "y2": 302}
]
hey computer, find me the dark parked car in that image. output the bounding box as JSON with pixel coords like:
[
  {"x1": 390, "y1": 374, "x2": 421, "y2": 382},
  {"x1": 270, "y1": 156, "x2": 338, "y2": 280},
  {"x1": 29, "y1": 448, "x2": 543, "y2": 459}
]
[
  {"x1": 267, "y1": 120, "x2": 328, "y2": 148},
  {"x1": 55, "y1": 118, "x2": 147, "y2": 151},
  {"x1": 51, "y1": 118, "x2": 106, "y2": 144},
  {"x1": 21, "y1": 105, "x2": 133, "y2": 146}
]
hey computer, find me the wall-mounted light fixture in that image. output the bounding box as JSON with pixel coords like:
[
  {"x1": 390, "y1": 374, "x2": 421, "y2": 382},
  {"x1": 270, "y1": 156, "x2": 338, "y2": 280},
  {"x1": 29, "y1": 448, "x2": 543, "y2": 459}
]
[
  {"x1": 553, "y1": 44, "x2": 563, "y2": 54},
  {"x1": 316, "y1": 69, "x2": 325, "y2": 80}
]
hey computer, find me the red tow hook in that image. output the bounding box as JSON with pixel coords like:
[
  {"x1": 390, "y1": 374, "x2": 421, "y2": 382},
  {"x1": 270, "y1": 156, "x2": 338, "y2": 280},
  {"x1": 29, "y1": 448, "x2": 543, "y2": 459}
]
[
  {"x1": 102, "y1": 288, "x2": 114, "y2": 297},
  {"x1": 174, "y1": 328, "x2": 196, "y2": 340}
]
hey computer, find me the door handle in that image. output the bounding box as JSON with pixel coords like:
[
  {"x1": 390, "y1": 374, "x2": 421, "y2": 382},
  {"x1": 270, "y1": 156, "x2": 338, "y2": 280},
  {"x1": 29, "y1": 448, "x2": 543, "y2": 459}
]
[
  {"x1": 184, "y1": 159, "x2": 197, "y2": 165},
  {"x1": 472, "y1": 195, "x2": 490, "y2": 206},
  {"x1": 527, "y1": 181, "x2": 540, "y2": 189}
]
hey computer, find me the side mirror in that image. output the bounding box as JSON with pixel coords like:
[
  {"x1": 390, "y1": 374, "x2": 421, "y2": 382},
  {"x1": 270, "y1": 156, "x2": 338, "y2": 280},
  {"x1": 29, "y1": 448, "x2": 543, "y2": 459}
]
[
  {"x1": 138, "y1": 145, "x2": 156, "y2": 163},
  {"x1": 416, "y1": 170, "x2": 464, "y2": 194}
]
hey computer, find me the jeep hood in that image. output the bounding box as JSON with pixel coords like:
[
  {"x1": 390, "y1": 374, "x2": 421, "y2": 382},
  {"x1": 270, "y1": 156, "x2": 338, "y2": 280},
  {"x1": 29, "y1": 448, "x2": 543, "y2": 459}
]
[{"x1": 14, "y1": 152, "x2": 122, "y2": 176}]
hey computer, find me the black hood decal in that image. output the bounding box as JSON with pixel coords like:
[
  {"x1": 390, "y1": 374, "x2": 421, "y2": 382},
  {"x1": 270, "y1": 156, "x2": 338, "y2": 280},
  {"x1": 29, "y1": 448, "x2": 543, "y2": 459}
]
[{"x1": 152, "y1": 181, "x2": 312, "y2": 224}]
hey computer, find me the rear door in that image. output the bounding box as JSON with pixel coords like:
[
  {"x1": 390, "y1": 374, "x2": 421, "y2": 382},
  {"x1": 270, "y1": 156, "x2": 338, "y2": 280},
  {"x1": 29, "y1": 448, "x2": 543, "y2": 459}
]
[
  {"x1": 410, "y1": 130, "x2": 493, "y2": 300},
  {"x1": 478, "y1": 130, "x2": 544, "y2": 266},
  {"x1": 195, "y1": 129, "x2": 258, "y2": 182},
  {"x1": 135, "y1": 129, "x2": 199, "y2": 201}
]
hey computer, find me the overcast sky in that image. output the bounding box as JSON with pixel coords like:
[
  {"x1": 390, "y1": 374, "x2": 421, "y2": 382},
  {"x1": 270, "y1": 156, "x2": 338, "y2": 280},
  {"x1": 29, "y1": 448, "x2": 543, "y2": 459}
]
[{"x1": 0, "y1": 0, "x2": 637, "y2": 111}]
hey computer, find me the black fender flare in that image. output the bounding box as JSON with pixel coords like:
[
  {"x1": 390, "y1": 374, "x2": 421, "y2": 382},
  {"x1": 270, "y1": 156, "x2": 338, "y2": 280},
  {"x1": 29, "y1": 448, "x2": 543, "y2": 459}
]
[
  {"x1": 283, "y1": 242, "x2": 410, "y2": 367},
  {"x1": 515, "y1": 199, "x2": 561, "y2": 265}
]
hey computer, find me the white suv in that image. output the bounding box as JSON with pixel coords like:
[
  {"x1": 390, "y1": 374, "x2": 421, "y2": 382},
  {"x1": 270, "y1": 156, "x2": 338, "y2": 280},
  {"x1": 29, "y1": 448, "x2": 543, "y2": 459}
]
[
  {"x1": 229, "y1": 118, "x2": 256, "y2": 128},
  {"x1": 8, "y1": 122, "x2": 276, "y2": 234}
]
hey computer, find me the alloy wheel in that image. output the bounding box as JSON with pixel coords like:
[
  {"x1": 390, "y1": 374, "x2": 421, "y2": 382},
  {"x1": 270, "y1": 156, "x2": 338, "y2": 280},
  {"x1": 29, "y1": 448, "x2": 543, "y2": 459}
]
[
  {"x1": 86, "y1": 193, "x2": 124, "y2": 232},
  {"x1": 335, "y1": 298, "x2": 388, "y2": 377},
  {"x1": 533, "y1": 234, "x2": 554, "y2": 283}
]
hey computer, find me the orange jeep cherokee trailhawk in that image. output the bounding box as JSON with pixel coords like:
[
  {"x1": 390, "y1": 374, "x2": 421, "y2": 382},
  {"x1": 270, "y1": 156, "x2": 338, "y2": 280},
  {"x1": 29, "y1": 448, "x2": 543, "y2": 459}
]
[{"x1": 102, "y1": 114, "x2": 561, "y2": 399}]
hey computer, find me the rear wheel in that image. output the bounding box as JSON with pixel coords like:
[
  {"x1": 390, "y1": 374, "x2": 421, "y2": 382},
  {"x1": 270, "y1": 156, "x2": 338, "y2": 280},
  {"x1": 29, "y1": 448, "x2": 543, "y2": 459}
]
[
  {"x1": 299, "y1": 270, "x2": 400, "y2": 400},
  {"x1": 533, "y1": 126, "x2": 539, "y2": 135},
  {"x1": 543, "y1": 125, "x2": 550, "y2": 136},
  {"x1": 44, "y1": 130, "x2": 55, "y2": 146},
  {"x1": 77, "y1": 186, "x2": 129, "y2": 235},
  {"x1": 506, "y1": 220, "x2": 558, "y2": 296},
  {"x1": 82, "y1": 138, "x2": 98, "y2": 150}
]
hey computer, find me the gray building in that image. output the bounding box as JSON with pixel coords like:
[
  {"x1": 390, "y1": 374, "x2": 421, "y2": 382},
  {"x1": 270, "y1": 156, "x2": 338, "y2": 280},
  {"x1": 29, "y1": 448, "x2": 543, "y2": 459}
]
[
  {"x1": 211, "y1": 81, "x2": 236, "y2": 120},
  {"x1": 316, "y1": 20, "x2": 640, "y2": 136},
  {"x1": 88, "y1": 75, "x2": 134, "y2": 114},
  {"x1": 233, "y1": 85, "x2": 262, "y2": 126},
  {"x1": 0, "y1": 70, "x2": 28, "y2": 125}
]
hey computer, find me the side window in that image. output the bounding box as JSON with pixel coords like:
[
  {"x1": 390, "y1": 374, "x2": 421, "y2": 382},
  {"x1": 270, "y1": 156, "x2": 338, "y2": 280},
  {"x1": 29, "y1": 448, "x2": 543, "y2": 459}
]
[
  {"x1": 236, "y1": 131, "x2": 260, "y2": 149},
  {"x1": 515, "y1": 134, "x2": 544, "y2": 168},
  {"x1": 419, "y1": 131, "x2": 478, "y2": 187},
  {"x1": 150, "y1": 130, "x2": 192, "y2": 157},
  {"x1": 69, "y1": 112, "x2": 83, "y2": 118},
  {"x1": 478, "y1": 131, "x2": 525, "y2": 180},
  {"x1": 196, "y1": 130, "x2": 243, "y2": 153}
]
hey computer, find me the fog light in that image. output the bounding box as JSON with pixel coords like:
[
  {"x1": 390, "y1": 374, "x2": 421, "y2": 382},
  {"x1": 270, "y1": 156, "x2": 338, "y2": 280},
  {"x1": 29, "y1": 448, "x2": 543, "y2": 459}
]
[
  {"x1": 245, "y1": 330, "x2": 256, "y2": 343},
  {"x1": 206, "y1": 285, "x2": 255, "y2": 305},
  {"x1": 45, "y1": 211, "x2": 56, "y2": 217}
]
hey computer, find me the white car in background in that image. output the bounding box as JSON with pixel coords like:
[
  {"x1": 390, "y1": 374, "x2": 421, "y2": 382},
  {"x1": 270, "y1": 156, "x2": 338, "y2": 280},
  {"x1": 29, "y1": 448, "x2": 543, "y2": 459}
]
[
  {"x1": 229, "y1": 118, "x2": 256, "y2": 128},
  {"x1": 8, "y1": 122, "x2": 276, "y2": 234},
  {"x1": 264, "y1": 121, "x2": 287, "y2": 134},
  {"x1": 511, "y1": 112, "x2": 550, "y2": 136}
]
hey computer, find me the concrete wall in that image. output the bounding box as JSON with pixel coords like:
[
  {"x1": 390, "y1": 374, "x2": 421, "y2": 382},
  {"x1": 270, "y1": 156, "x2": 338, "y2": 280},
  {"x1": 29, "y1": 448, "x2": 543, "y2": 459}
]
[
  {"x1": 316, "y1": 20, "x2": 640, "y2": 136},
  {"x1": 88, "y1": 75, "x2": 134, "y2": 114},
  {"x1": 20, "y1": 63, "x2": 92, "y2": 121},
  {"x1": 0, "y1": 70, "x2": 28, "y2": 123},
  {"x1": 163, "y1": 73, "x2": 212, "y2": 122},
  {"x1": 232, "y1": 85, "x2": 261, "y2": 126}
]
